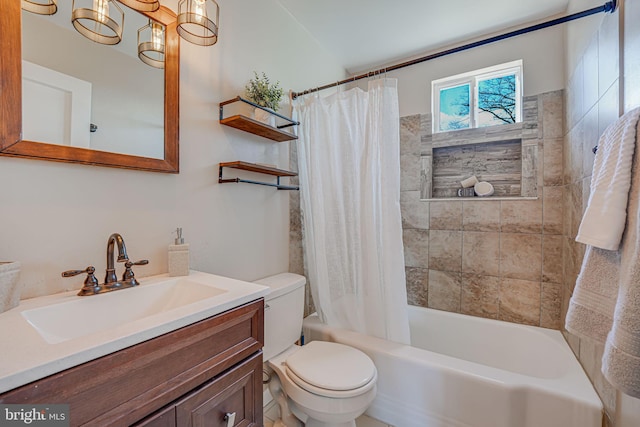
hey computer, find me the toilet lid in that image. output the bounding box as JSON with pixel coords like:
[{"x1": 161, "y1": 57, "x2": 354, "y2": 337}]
[{"x1": 285, "y1": 341, "x2": 376, "y2": 392}]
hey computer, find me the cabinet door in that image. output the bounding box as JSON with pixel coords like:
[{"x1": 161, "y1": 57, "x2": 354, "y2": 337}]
[
  {"x1": 176, "y1": 353, "x2": 263, "y2": 427},
  {"x1": 135, "y1": 406, "x2": 176, "y2": 427}
]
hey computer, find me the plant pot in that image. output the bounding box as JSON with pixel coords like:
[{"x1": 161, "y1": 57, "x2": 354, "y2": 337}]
[
  {"x1": 254, "y1": 107, "x2": 276, "y2": 127},
  {"x1": 0, "y1": 261, "x2": 21, "y2": 314}
]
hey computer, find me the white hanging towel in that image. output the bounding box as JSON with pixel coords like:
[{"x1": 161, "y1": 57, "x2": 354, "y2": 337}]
[
  {"x1": 566, "y1": 107, "x2": 640, "y2": 398},
  {"x1": 576, "y1": 108, "x2": 640, "y2": 250}
]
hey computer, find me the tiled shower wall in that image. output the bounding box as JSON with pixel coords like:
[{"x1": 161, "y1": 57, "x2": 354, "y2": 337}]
[
  {"x1": 400, "y1": 90, "x2": 564, "y2": 328},
  {"x1": 561, "y1": 9, "x2": 622, "y2": 425},
  {"x1": 290, "y1": 90, "x2": 565, "y2": 327}
]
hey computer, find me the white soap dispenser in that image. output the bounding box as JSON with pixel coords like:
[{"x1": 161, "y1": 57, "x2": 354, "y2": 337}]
[{"x1": 168, "y1": 227, "x2": 190, "y2": 277}]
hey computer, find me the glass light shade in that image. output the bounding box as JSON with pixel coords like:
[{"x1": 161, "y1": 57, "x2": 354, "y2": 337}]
[
  {"x1": 71, "y1": 0, "x2": 124, "y2": 45},
  {"x1": 176, "y1": 0, "x2": 219, "y2": 46},
  {"x1": 138, "y1": 20, "x2": 165, "y2": 69},
  {"x1": 117, "y1": 0, "x2": 159, "y2": 13},
  {"x1": 21, "y1": 0, "x2": 57, "y2": 15}
]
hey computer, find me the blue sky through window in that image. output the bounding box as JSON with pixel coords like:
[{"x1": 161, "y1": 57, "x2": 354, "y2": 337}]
[{"x1": 439, "y1": 84, "x2": 470, "y2": 131}]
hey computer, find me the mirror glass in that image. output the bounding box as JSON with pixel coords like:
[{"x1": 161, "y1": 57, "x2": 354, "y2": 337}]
[{"x1": 21, "y1": 2, "x2": 165, "y2": 159}]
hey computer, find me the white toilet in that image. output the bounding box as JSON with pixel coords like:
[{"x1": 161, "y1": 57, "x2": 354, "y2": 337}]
[{"x1": 255, "y1": 273, "x2": 377, "y2": 427}]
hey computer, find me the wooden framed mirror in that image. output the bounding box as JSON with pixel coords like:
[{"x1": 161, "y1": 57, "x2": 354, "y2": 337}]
[{"x1": 0, "y1": 0, "x2": 179, "y2": 173}]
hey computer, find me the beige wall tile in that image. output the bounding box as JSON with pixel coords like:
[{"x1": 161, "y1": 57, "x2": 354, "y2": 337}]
[
  {"x1": 420, "y1": 156, "x2": 433, "y2": 199},
  {"x1": 428, "y1": 270, "x2": 461, "y2": 312},
  {"x1": 563, "y1": 236, "x2": 577, "y2": 293},
  {"x1": 562, "y1": 328, "x2": 581, "y2": 358},
  {"x1": 542, "y1": 186, "x2": 563, "y2": 235},
  {"x1": 499, "y1": 278, "x2": 541, "y2": 326},
  {"x1": 402, "y1": 229, "x2": 429, "y2": 268},
  {"x1": 501, "y1": 200, "x2": 543, "y2": 234},
  {"x1": 568, "y1": 59, "x2": 585, "y2": 130},
  {"x1": 599, "y1": 80, "x2": 620, "y2": 138},
  {"x1": 561, "y1": 285, "x2": 571, "y2": 331},
  {"x1": 582, "y1": 176, "x2": 592, "y2": 217},
  {"x1": 542, "y1": 235, "x2": 563, "y2": 284},
  {"x1": 461, "y1": 273, "x2": 500, "y2": 319},
  {"x1": 583, "y1": 33, "x2": 599, "y2": 114},
  {"x1": 543, "y1": 138, "x2": 564, "y2": 186},
  {"x1": 563, "y1": 131, "x2": 572, "y2": 185},
  {"x1": 500, "y1": 233, "x2": 542, "y2": 281},
  {"x1": 542, "y1": 90, "x2": 564, "y2": 139},
  {"x1": 400, "y1": 191, "x2": 430, "y2": 229},
  {"x1": 564, "y1": 237, "x2": 586, "y2": 294},
  {"x1": 430, "y1": 201, "x2": 462, "y2": 230},
  {"x1": 540, "y1": 282, "x2": 562, "y2": 329},
  {"x1": 462, "y1": 231, "x2": 500, "y2": 276},
  {"x1": 570, "y1": 181, "x2": 584, "y2": 238},
  {"x1": 462, "y1": 201, "x2": 501, "y2": 231},
  {"x1": 400, "y1": 115, "x2": 421, "y2": 155},
  {"x1": 563, "y1": 185, "x2": 573, "y2": 237},
  {"x1": 429, "y1": 230, "x2": 462, "y2": 272},
  {"x1": 598, "y1": 13, "x2": 619, "y2": 100},
  {"x1": 521, "y1": 144, "x2": 539, "y2": 197},
  {"x1": 582, "y1": 106, "x2": 598, "y2": 178},
  {"x1": 400, "y1": 114, "x2": 422, "y2": 191},
  {"x1": 406, "y1": 267, "x2": 429, "y2": 307},
  {"x1": 401, "y1": 152, "x2": 421, "y2": 192},
  {"x1": 570, "y1": 120, "x2": 585, "y2": 182}
]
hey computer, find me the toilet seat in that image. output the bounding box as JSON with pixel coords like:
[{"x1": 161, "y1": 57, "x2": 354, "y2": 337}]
[{"x1": 284, "y1": 341, "x2": 377, "y2": 398}]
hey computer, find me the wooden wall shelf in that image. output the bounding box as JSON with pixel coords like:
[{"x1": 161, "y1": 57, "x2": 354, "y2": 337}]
[
  {"x1": 219, "y1": 161, "x2": 299, "y2": 190},
  {"x1": 219, "y1": 97, "x2": 299, "y2": 142}
]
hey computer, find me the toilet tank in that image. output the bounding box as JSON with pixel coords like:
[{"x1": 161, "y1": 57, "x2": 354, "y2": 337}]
[{"x1": 253, "y1": 273, "x2": 306, "y2": 361}]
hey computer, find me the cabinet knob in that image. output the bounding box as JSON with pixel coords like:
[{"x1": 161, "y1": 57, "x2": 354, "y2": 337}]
[{"x1": 223, "y1": 412, "x2": 236, "y2": 426}]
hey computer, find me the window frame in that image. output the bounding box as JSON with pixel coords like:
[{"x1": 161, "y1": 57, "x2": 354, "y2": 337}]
[{"x1": 432, "y1": 60, "x2": 523, "y2": 133}]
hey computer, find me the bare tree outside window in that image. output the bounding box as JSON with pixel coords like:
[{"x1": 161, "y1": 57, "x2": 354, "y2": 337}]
[
  {"x1": 476, "y1": 75, "x2": 517, "y2": 126},
  {"x1": 433, "y1": 61, "x2": 522, "y2": 133},
  {"x1": 453, "y1": 75, "x2": 517, "y2": 127}
]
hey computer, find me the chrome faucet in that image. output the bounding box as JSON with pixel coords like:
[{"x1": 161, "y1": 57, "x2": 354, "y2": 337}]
[
  {"x1": 105, "y1": 233, "x2": 129, "y2": 285},
  {"x1": 62, "y1": 233, "x2": 149, "y2": 296}
]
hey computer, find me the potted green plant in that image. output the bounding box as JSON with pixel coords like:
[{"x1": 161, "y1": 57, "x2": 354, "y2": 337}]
[{"x1": 245, "y1": 71, "x2": 284, "y2": 126}]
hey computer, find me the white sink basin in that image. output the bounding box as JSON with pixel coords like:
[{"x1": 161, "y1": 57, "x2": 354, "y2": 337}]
[
  {"x1": 0, "y1": 270, "x2": 269, "y2": 394},
  {"x1": 22, "y1": 277, "x2": 227, "y2": 344}
]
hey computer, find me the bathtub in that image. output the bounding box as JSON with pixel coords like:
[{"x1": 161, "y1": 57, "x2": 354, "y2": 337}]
[{"x1": 303, "y1": 306, "x2": 603, "y2": 427}]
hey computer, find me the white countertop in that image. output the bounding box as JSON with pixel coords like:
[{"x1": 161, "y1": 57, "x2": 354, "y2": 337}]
[{"x1": 0, "y1": 271, "x2": 269, "y2": 394}]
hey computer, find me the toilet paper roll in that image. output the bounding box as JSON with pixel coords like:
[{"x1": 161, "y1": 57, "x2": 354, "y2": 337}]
[{"x1": 461, "y1": 175, "x2": 479, "y2": 188}]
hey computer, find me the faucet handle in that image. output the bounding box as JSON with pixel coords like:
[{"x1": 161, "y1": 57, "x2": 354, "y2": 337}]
[
  {"x1": 62, "y1": 265, "x2": 96, "y2": 278},
  {"x1": 122, "y1": 259, "x2": 149, "y2": 286},
  {"x1": 62, "y1": 266, "x2": 101, "y2": 296}
]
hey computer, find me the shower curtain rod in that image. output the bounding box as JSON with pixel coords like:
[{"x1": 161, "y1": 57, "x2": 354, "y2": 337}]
[{"x1": 291, "y1": 0, "x2": 618, "y2": 99}]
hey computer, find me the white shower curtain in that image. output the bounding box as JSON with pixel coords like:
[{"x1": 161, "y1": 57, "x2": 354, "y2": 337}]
[{"x1": 294, "y1": 79, "x2": 410, "y2": 344}]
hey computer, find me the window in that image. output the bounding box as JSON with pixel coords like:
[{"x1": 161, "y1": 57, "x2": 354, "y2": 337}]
[{"x1": 432, "y1": 60, "x2": 523, "y2": 133}]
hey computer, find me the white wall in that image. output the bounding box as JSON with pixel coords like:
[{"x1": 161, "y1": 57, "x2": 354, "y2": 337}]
[
  {"x1": 0, "y1": 0, "x2": 345, "y2": 299},
  {"x1": 349, "y1": 24, "x2": 565, "y2": 117}
]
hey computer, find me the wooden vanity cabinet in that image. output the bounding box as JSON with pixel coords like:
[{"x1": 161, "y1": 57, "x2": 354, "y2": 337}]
[
  {"x1": 0, "y1": 299, "x2": 264, "y2": 427},
  {"x1": 137, "y1": 353, "x2": 262, "y2": 427}
]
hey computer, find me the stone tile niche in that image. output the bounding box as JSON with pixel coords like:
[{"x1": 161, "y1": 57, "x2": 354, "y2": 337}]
[
  {"x1": 432, "y1": 139, "x2": 522, "y2": 198},
  {"x1": 416, "y1": 95, "x2": 542, "y2": 199}
]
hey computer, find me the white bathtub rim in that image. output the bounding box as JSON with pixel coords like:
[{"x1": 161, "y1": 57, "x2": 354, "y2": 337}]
[{"x1": 303, "y1": 312, "x2": 602, "y2": 411}]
